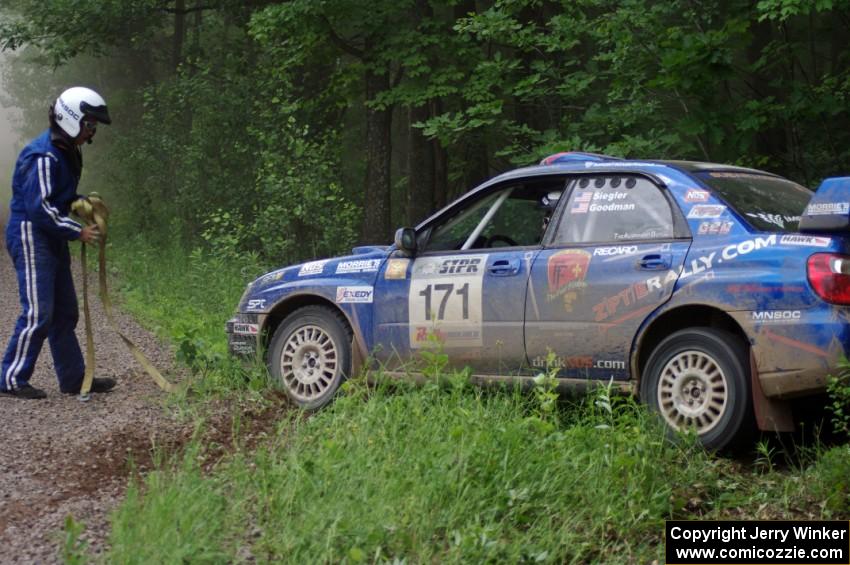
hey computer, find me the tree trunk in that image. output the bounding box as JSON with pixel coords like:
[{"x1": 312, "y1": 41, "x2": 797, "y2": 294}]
[
  {"x1": 173, "y1": 0, "x2": 186, "y2": 72},
  {"x1": 406, "y1": 104, "x2": 435, "y2": 226},
  {"x1": 749, "y1": 19, "x2": 788, "y2": 170},
  {"x1": 453, "y1": 0, "x2": 488, "y2": 198},
  {"x1": 433, "y1": 99, "x2": 449, "y2": 211},
  {"x1": 359, "y1": 63, "x2": 393, "y2": 244},
  {"x1": 404, "y1": 0, "x2": 437, "y2": 225}
]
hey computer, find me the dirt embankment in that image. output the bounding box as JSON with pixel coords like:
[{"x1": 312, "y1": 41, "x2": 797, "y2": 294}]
[{"x1": 0, "y1": 224, "x2": 185, "y2": 564}]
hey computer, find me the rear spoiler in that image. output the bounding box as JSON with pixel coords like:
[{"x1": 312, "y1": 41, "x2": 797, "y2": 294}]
[{"x1": 799, "y1": 177, "x2": 850, "y2": 233}]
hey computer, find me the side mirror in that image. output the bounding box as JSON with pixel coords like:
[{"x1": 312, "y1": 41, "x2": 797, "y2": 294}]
[{"x1": 394, "y1": 227, "x2": 417, "y2": 255}]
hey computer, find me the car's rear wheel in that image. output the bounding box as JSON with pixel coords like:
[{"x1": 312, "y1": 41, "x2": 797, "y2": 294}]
[
  {"x1": 268, "y1": 305, "x2": 351, "y2": 410},
  {"x1": 640, "y1": 328, "x2": 753, "y2": 451}
]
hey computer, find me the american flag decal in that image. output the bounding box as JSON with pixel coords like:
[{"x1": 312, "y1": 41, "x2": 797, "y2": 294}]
[{"x1": 571, "y1": 190, "x2": 593, "y2": 214}]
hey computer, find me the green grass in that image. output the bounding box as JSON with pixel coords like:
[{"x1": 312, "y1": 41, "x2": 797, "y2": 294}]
[
  {"x1": 84, "y1": 233, "x2": 850, "y2": 564},
  {"x1": 101, "y1": 375, "x2": 850, "y2": 564},
  {"x1": 105, "y1": 380, "x2": 702, "y2": 563}
]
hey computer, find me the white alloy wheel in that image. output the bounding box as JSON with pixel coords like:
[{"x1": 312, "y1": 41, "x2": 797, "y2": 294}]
[
  {"x1": 656, "y1": 350, "x2": 728, "y2": 434},
  {"x1": 268, "y1": 305, "x2": 352, "y2": 410},
  {"x1": 640, "y1": 327, "x2": 753, "y2": 451},
  {"x1": 281, "y1": 324, "x2": 339, "y2": 402}
]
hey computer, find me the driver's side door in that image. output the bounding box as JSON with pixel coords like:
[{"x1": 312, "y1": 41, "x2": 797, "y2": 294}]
[{"x1": 372, "y1": 181, "x2": 560, "y2": 374}]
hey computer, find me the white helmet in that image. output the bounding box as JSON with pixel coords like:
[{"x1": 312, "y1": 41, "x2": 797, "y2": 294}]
[{"x1": 53, "y1": 87, "x2": 111, "y2": 138}]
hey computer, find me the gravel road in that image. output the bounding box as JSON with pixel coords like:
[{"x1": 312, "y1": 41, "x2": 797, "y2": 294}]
[{"x1": 0, "y1": 217, "x2": 185, "y2": 564}]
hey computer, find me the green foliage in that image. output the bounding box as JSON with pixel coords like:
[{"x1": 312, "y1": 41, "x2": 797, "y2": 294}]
[
  {"x1": 108, "y1": 444, "x2": 245, "y2": 563},
  {"x1": 250, "y1": 125, "x2": 360, "y2": 261},
  {"x1": 827, "y1": 357, "x2": 850, "y2": 436},
  {"x1": 0, "y1": 0, "x2": 163, "y2": 62},
  {"x1": 806, "y1": 444, "x2": 850, "y2": 516},
  {"x1": 531, "y1": 349, "x2": 561, "y2": 423},
  {"x1": 756, "y1": 0, "x2": 836, "y2": 21},
  {"x1": 59, "y1": 515, "x2": 89, "y2": 565},
  {"x1": 6, "y1": 0, "x2": 850, "y2": 257}
]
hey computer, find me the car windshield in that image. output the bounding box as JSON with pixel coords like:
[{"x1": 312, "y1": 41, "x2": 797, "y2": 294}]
[{"x1": 695, "y1": 171, "x2": 812, "y2": 232}]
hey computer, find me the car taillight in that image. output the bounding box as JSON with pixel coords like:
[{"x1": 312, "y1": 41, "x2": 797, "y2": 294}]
[{"x1": 807, "y1": 253, "x2": 850, "y2": 304}]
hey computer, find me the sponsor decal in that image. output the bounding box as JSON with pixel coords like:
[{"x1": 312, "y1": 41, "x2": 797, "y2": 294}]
[
  {"x1": 414, "y1": 256, "x2": 483, "y2": 276},
  {"x1": 298, "y1": 260, "x2": 329, "y2": 277},
  {"x1": 260, "y1": 270, "x2": 284, "y2": 284},
  {"x1": 684, "y1": 189, "x2": 710, "y2": 203},
  {"x1": 596, "y1": 241, "x2": 737, "y2": 323},
  {"x1": 246, "y1": 299, "x2": 266, "y2": 311},
  {"x1": 679, "y1": 234, "x2": 777, "y2": 281},
  {"x1": 763, "y1": 329, "x2": 832, "y2": 358},
  {"x1": 594, "y1": 245, "x2": 638, "y2": 257},
  {"x1": 592, "y1": 270, "x2": 678, "y2": 322},
  {"x1": 687, "y1": 205, "x2": 726, "y2": 219},
  {"x1": 530, "y1": 355, "x2": 626, "y2": 371},
  {"x1": 727, "y1": 284, "x2": 805, "y2": 294},
  {"x1": 547, "y1": 249, "x2": 592, "y2": 312},
  {"x1": 570, "y1": 190, "x2": 593, "y2": 214},
  {"x1": 751, "y1": 310, "x2": 802, "y2": 324},
  {"x1": 745, "y1": 212, "x2": 800, "y2": 229},
  {"x1": 413, "y1": 326, "x2": 480, "y2": 344},
  {"x1": 335, "y1": 259, "x2": 381, "y2": 274},
  {"x1": 780, "y1": 234, "x2": 831, "y2": 248},
  {"x1": 614, "y1": 229, "x2": 662, "y2": 240},
  {"x1": 336, "y1": 286, "x2": 374, "y2": 303},
  {"x1": 409, "y1": 255, "x2": 486, "y2": 348},
  {"x1": 697, "y1": 221, "x2": 733, "y2": 235},
  {"x1": 230, "y1": 342, "x2": 256, "y2": 355},
  {"x1": 439, "y1": 258, "x2": 481, "y2": 275},
  {"x1": 385, "y1": 258, "x2": 410, "y2": 279},
  {"x1": 232, "y1": 323, "x2": 259, "y2": 335},
  {"x1": 805, "y1": 202, "x2": 850, "y2": 216}
]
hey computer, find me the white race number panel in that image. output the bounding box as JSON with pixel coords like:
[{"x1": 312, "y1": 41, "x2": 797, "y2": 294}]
[{"x1": 408, "y1": 255, "x2": 486, "y2": 348}]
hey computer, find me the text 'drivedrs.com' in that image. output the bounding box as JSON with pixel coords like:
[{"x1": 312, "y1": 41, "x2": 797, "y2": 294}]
[{"x1": 666, "y1": 521, "x2": 850, "y2": 565}]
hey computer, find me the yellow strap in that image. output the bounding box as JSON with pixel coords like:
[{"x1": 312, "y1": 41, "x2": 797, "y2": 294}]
[
  {"x1": 80, "y1": 243, "x2": 96, "y2": 396},
  {"x1": 73, "y1": 196, "x2": 175, "y2": 395}
]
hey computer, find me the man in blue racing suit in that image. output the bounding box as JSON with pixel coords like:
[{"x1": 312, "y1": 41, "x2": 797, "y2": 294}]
[{"x1": 1, "y1": 87, "x2": 115, "y2": 399}]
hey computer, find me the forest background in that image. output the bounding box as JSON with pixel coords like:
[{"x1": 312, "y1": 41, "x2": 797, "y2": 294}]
[{"x1": 3, "y1": 0, "x2": 850, "y2": 266}]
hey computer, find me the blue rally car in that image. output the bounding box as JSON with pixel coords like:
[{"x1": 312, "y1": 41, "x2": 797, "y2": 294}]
[{"x1": 227, "y1": 152, "x2": 850, "y2": 450}]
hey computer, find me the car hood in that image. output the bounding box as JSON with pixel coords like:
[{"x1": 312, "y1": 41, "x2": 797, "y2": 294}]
[{"x1": 250, "y1": 246, "x2": 392, "y2": 290}]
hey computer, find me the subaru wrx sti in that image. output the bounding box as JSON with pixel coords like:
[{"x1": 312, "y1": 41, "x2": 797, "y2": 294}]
[{"x1": 228, "y1": 152, "x2": 850, "y2": 449}]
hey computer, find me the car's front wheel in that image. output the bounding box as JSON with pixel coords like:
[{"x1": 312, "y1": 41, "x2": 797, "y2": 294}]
[
  {"x1": 268, "y1": 305, "x2": 352, "y2": 410},
  {"x1": 640, "y1": 328, "x2": 753, "y2": 451}
]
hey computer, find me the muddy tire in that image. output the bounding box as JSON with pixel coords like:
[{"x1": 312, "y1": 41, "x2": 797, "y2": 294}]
[
  {"x1": 267, "y1": 305, "x2": 352, "y2": 410},
  {"x1": 640, "y1": 328, "x2": 753, "y2": 451}
]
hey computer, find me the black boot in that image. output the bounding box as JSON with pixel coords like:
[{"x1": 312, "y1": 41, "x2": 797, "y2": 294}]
[
  {"x1": 0, "y1": 384, "x2": 48, "y2": 399},
  {"x1": 62, "y1": 377, "x2": 117, "y2": 395}
]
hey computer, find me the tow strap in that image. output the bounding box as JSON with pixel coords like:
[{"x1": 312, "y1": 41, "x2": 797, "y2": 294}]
[{"x1": 71, "y1": 194, "x2": 175, "y2": 399}]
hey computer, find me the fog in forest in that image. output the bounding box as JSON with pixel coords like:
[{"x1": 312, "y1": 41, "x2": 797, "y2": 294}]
[{"x1": 0, "y1": 50, "x2": 22, "y2": 219}]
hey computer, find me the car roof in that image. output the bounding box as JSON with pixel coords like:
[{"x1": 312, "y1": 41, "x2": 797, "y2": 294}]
[
  {"x1": 415, "y1": 155, "x2": 783, "y2": 229},
  {"x1": 483, "y1": 158, "x2": 780, "y2": 187}
]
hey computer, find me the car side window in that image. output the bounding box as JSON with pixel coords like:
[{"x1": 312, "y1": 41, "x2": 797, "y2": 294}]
[
  {"x1": 552, "y1": 175, "x2": 674, "y2": 244},
  {"x1": 424, "y1": 182, "x2": 563, "y2": 252}
]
